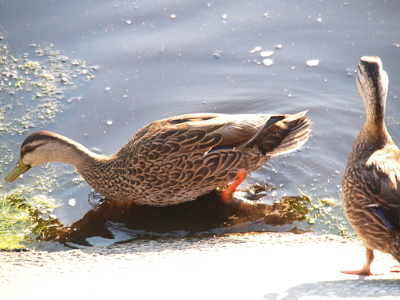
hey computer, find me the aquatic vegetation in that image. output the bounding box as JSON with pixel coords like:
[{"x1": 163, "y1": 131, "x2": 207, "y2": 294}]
[
  {"x1": 0, "y1": 189, "x2": 60, "y2": 250},
  {"x1": 236, "y1": 184, "x2": 349, "y2": 235},
  {"x1": 232, "y1": 183, "x2": 312, "y2": 226},
  {"x1": 301, "y1": 188, "x2": 353, "y2": 237},
  {"x1": 262, "y1": 195, "x2": 311, "y2": 225},
  {"x1": 0, "y1": 38, "x2": 97, "y2": 135}
]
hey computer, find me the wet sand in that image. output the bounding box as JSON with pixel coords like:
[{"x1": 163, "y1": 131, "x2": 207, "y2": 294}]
[{"x1": 1, "y1": 233, "x2": 399, "y2": 300}]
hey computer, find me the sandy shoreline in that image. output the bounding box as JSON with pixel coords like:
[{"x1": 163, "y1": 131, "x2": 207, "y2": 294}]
[{"x1": 1, "y1": 233, "x2": 399, "y2": 300}]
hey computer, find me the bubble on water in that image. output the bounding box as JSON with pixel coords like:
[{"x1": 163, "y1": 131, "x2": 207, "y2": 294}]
[
  {"x1": 260, "y1": 51, "x2": 273, "y2": 57},
  {"x1": 68, "y1": 199, "x2": 76, "y2": 207},
  {"x1": 213, "y1": 50, "x2": 222, "y2": 58},
  {"x1": 125, "y1": 20, "x2": 132, "y2": 25},
  {"x1": 263, "y1": 59, "x2": 274, "y2": 66},
  {"x1": 58, "y1": 56, "x2": 68, "y2": 62},
  {"x1": 222, "y1": 14, "x2": 227, "y2": 19},
  {"x1": 170, "y1": 14, "x2": 177, "y2": 19},
  {"x1": 316, "y1": 17, "x2": 322, "y2": 23},
  {"x1": 306, "y1": 59, "x2": 319, "y2": 67},
  {"x1": 106, "y1": 120, "x2": 113, "y2": 126},
  {"x1": 275, "y1": 44, "x2": 282, "y2": 49}
]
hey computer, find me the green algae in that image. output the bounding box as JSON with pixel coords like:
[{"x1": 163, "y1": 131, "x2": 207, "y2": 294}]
[
  {"x1": 0, "y1": 189, "x2": 60, "y2": 250},
  {"x1": 302, "y1": 189, "x2": 353, "y2": 237}
]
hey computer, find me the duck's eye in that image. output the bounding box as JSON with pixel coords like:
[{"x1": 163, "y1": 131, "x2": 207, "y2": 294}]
[{"x1": 24, "y1": 145, "x2": 34, "y2": 152}]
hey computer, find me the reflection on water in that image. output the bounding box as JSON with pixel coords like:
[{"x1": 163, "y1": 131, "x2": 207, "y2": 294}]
[{"x1": 41, "y1": 187, "x2": 312, "y2": 250}]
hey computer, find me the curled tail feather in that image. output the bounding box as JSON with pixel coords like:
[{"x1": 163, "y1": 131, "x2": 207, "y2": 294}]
[{"x1": 248, "y1": 110, "x2": 312, "y2": 157}]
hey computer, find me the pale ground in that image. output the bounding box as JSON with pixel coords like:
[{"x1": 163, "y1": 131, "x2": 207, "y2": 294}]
[{"x1": 1, "y1": 233, "x2": 399, "y2": 300}]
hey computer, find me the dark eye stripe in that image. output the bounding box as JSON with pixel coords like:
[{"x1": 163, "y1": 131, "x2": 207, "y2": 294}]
[{"x1": 21, "y1": 144, "x2": 38, "y2": 156}]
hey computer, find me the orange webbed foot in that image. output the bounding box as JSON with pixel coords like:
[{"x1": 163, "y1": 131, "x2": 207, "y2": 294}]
[
  {"x1": 341, "y1": 249, "x2": 378, "y2": 276},
  {"x1": 221, "y1": 168, "x2": 247, "y2": 202},
  {"x1": 340, "y1": 268, "x2": 374, "y2": 276}
]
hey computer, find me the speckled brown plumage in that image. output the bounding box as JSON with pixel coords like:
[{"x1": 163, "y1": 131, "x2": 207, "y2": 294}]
[
  {"x1": 342, "y1": 56, "x2": 400, "y2": 275},
  {"x1": 5, "y1": 112, "x2": 311, "y2": 206}
]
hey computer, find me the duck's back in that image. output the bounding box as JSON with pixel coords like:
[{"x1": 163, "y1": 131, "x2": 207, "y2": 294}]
[{"x1": 343, "y1": 136, "x2": 400, "y2": 258}]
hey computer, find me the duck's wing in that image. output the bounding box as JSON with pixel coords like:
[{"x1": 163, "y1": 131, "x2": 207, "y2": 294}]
[
  {"x1": 125, "y1": 112, "x2": 310, "y2": 158},
  {"x1": 360, "y1": 145, "x2": 400, "y2": 230},
  {"x1": 164, "y1": 113, "x2": 283, "y2": 151},
  {"x1": 160, "y1": 112, "x2": 310, "y2": 153}
]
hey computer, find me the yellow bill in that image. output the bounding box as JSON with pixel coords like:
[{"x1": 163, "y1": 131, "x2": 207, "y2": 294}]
[{"x1": 4, "y1": 158, "x2": 30, "y2": 182}]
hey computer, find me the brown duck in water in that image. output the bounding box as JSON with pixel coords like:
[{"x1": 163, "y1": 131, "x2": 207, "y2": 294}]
[
  {"x1": 342, "y1": 56, "x2": 400, "y2": 275},
  {"x1": 5, "y1": 112, "x2": 311, "y2": 206}
]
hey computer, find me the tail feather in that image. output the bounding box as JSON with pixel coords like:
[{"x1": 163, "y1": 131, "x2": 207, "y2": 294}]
[
  {"x1": 248, "y1": 111, "x2": 312, "y2": 157},
  {"x1": 270, "y1": 115, "x2": 311, "y2": 156}
]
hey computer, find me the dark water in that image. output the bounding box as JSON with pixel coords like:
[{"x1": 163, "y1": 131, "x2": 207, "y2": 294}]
[{"x1": 1, "y1": 0, "x2": 399, "y2": 250}]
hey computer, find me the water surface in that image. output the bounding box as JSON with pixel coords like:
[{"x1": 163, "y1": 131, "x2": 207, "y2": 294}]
[{"x1": 1, "y1": 0, "x2": 399, "y2": 250}]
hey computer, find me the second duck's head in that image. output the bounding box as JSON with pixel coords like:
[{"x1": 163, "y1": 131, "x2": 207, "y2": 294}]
[{"x1": 357, "y1": 56, "x2": 389, "y2": 115}]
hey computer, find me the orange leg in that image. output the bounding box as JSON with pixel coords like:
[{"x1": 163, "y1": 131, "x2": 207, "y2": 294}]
[
  {"x1": 341, "y1": 249, "x2": 375, "y2": 276},
  {"x1": 221, "y1": 168, "x2": 247, "y2": 202}
]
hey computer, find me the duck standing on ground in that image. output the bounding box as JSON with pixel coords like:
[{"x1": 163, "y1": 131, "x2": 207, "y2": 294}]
[
  {"x1": 342, "y1": 56, "x2": 400, "y2": 275},
  {"x1": 5, "y1": 111, "x2": 311, "y2": 206}
]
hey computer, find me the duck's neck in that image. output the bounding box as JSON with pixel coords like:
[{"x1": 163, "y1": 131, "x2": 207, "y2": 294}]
[
  {"x1": 355, "y1": 99, "x2": 393, "y2": 154},
  {"x1": 46, "y1": 135, "x2": 114, "y2": 172},
  {"x1": 366, "y1": 94, "x2": 391, "y2": 140}
]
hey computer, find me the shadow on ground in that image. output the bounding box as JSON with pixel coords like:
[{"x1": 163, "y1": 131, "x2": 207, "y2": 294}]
[{"x1": 263, "y1": 279, "x2": 400, "y2": 300}]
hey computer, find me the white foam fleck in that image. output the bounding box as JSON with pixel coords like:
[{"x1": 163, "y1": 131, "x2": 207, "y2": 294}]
[
  {"x1": 260, "y1": 51, "x2": 273, "y2": 57},
  {"x1": 263, "y1": 59, "x2": 274, "y2": 66},
  {"x1": 68, "y1": 198, "x2": 76, "y2": 207},
  {"x1": 306, "y1": 59, "x2": 319, "y2": 67}
]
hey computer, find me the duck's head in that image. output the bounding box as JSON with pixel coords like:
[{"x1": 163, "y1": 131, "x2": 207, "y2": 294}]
[
  {"x1": 357, "y1": 56, "x2": 389, "y2": 115},
  {"x1": 4, "y1": 131, "x2": 78, "y2": 182},
  {"x1": 4, "y1": 132, "x2": 57, "y2": 182}
]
